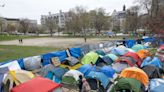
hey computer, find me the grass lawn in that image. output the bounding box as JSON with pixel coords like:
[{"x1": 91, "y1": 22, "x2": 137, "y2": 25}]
[{"x1": 0, "y1": 45, "x2": 62, "y2": 62}]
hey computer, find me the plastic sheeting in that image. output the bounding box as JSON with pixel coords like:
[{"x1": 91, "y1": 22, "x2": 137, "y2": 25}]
[
  {"x1": 23, "y1": 56, "x2": 42, "y2": 71},
  {"x1": 42, "y1": 50, "x2": 67, "y2": 66},
  {"x1": 0, "y1": 67, "x2": 9, "y2": 91},
  {"x1": 42, "y1": 47, "x2": 81, "y2": 66},
  {"x1": 63, "y1": 70, "x2": 83, "y2": 81},
  {"x1": 0, "y1": 60, "x2": 21, "y2": 71}
]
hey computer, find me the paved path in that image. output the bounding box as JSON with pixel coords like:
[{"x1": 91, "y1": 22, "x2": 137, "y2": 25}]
[{"x1": 0, "y1": 37, "x2": 120, "y2": 48}]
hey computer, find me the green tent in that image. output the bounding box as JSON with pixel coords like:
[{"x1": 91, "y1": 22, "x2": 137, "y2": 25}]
[
  {"x1": 81, "y1": 51, "x2": 99, "y2": 64},
  {"x1": 132, "y1": 44, "x2": 145, "y2": 52},
  {"x1": 110, "y1": 78, "x2": 142, "y2": 92},
  {"x1": 106, "y1": 54, "x2": 118, "y2": 62},
  {"x1": 95, "y1": 50, "x2": 106, "y2": 56}
]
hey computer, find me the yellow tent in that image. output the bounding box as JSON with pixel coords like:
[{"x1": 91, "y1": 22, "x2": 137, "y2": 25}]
[{"x1": 3, "y1": 70, "x2": 35, "y2": 91}]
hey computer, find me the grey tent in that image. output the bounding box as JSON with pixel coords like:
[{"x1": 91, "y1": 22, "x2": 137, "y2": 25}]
[{"x1": 0, "y1": 67, "x2": 9, "y2": 92}]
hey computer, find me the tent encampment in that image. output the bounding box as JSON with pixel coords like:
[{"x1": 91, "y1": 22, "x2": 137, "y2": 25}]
[
  {"x1": 23, "y1": 55, "x2": 42, "y2": 71},
  {"x1": 99, "y1": 66, "x2": 115, "y2": 78},
  {"x1": 62, "y1": 70, "x2": 83, "y2": 85},
  {"x1": 78, "y1": 64, "x2": 97, "y2": 77},
  {"x1": 86, "y1": 71, "x2": 111, "y2": 89},
  {"x1": 104, "y1": 54, "x2": 118, "y2": 63},
  {"x1": 142, "y1": 65, "x2": 164, "y2": 79},
  {"x1": 123, "y1": 52, "x2": 142, "y2": 67},
  {"x1": 0, "y1": 67, "x2": 9, "y2": 91},
  {"x1": 149, "y1": 78, "x2": 164, "y2": 92},
  {"x1": 112, "y1": 62, "x2": 130, "y2": 73},
  {"x1": 81, "y1": 52, "x2": 99, "y2": 64},
  {"x1": 11, "y1": 77, "x2": 62, "y2": 92},
  {"x1": 137, "y1": 49, "x2": 151, "y2": 60},
  {"x1": 120, "y1": 67, "x2": 149, "y2": 87},
  {"x1": 141, "y1": 57, "x2": 162, "y2": 69},
  {"x1": 132, "y1": 44, "x2": 145, "y2": 52},
  {"x1": 3, "y1": 70, "x2": 34, "y2": 91},
  {"x1": 109, "y1": 78, "x2": 144, "y2": 92}
]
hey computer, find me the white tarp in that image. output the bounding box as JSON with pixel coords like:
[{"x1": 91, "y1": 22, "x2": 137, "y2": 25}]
[{"x1": 0, "y1": 60, "x2": 21, "y2": 70}]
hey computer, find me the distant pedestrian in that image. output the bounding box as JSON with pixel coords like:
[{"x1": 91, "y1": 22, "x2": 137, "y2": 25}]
[
  {"x1": 18, "y1": 39, "x2": 21, "y2": 43},
  {"x1": 122, "y1": 38, "x2": 126, "y2": 47},
  {"x1": 81, "y1": 78, "x2": 91, "y2": 92},
  {"x1": 20, "y1": 39, "x2": 23, "y2": 44},
  {"x1": 84, "y1": 37, "x2": 87, "y2": 43}
]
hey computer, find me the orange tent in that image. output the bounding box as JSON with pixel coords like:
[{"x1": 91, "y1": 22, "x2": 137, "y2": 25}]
[
  {"x1": 120, "y1": 67, "x2": 149, "y2": 87},
  {"x1": 137, "y1": 50, "x2": 151, "y2": 60}
]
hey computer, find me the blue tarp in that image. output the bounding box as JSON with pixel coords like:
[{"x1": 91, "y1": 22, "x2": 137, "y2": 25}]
[
  {"x1": 42, "y1": 50, "x2": 67, "y2": 66},
  {"x1": 99, "y1": 66, "x2": 115, "y2": 78},
  {"x1": 42, "y1": 48, "x2": 81, "y2": 66},
  {"x1": 149, "y1": 78, "x2": 164, "y2": 92},
  {"x1": 78, "y1": 64, "x2": 97, "y2": 77},
  {"x1": 125, "y1": 40, "x2": 137, "y2": 48},
  {"x1": 144, "y1": 37, "x2": 155, "y2": 43},
  {"x1": 86, "y1": 71, "x2": 111, "y2": 88},
  {"x1": 69, "y1": 47, "x2": 82, "y2": 58},
  {"x1": 141, "y1": 57, "x2": 162, "y2": 69}
]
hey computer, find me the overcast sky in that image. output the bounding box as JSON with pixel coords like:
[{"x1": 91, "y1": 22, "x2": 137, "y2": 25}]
[{"x1": 0, "y1": 0, "x2": 135, "y2": 23}]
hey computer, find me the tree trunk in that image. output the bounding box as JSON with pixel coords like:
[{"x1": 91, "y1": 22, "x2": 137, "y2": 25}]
[{"x1": 50, "y1": 29, "x2": 53, "y2": 37}]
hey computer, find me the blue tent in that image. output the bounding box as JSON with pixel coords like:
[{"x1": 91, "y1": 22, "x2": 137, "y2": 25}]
[
  {"x1": 102, "y1": 56, "x2": 113, "y2": 65},
  {"x1": 149, "y1": 78, "x2": 164, "y2": 92},
  {"x1": 99, "y1": 66, "x2": 115, "y2": 78},
  {"x1": 78, "y1": 64, "x2": 97, "y2": 76},
  {"x1": 0, "y1": 67, "x2": 9, "y2": 91},
  {"x1": 125, "y1": 40, "x2": 137, "y2": 48},
  {"x1": 95, "y1": 50, "x2": 106, "y2": 56},
  {"x1": 86, "y1": 71, "x2": 111, "y2": 88},
  {"x1": 110, "y1": 47, "x2": 128, "y2": 56},
  {"x1": 141, "y1": 57, "x2": 162, "y2": 69}
]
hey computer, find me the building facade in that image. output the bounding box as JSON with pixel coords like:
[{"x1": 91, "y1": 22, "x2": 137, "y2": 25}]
[
  {"x1": 111, "y1": 6, "x2": 126, "y2": 32},
  {"x1": 41, "y1": 10, "x2": 69, "y2": 28}
]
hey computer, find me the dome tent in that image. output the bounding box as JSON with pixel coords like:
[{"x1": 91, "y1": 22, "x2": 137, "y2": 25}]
[
  {"x1": 62, "y1": 70, "x2": 83, "y2": 85},
  {"x1": 11, "y1": 77, "x2": 62, "y2": 92},
  {"x1": 81, "y1": 52, "x2": 99, "y2": 64},
  {"x1": 120, "y1": 67, "x2": 149, "y2": 87}
]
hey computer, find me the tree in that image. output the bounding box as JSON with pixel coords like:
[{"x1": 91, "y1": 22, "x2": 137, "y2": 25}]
[
  {"x1": 6, "y1": 23, "x2": 16, "y2": 34},
  {"x1": 0, "y1": 17, "x2": 3, "y2": 34},
  {"x1": 65, "y1": 6, "x2": 90, "y2": 36},
  {"x1": 44, "y1": 13, "x2": 58, "y2": 37},
  {"x1": 19, "y1": 19, "x2": 30, "y2": 35},
  {"x1": 125, "y1": 6, "x2": 139, "y2": 33},
  {"x1": 89, "y1": 8, "x2": 108, "y2": 35},
  {"x1": 136, "y1": 0, "x2": 164, "y2": 34}
]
